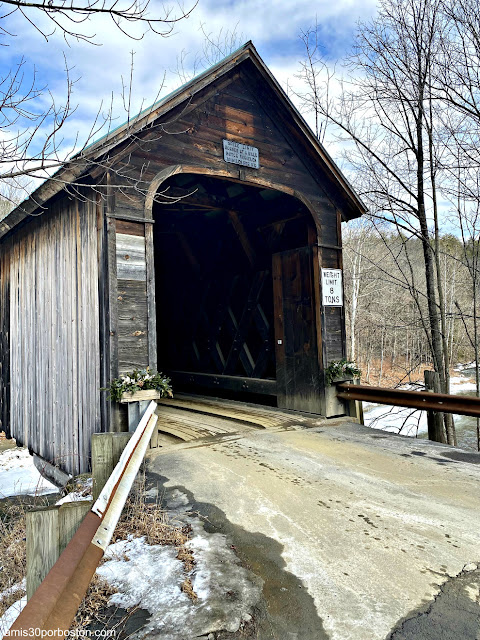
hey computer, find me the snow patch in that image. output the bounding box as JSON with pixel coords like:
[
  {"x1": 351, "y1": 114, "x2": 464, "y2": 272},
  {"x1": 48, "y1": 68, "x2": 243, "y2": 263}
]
[
  {"x1": 0, "y1": 580, "x2": 26, "y2": 601},
  {"x1": 56, "y1": 492, "x2": 93, "y2": 506},
  {"x1": 450, "y1": 376, "x2": 477, "y2": 393},
  {"x1": 96, "y1": 497, "x2": 261, "y2": 640},
  {"x1": 364, "y1": 404, "x2": 427, "y2": 437},
  {"x1": 454, "y1": 361, "x2": 477, "y2": 372},
  {"x1": 0, "y1": 448, "x2": 57, "y2": 498},
  {"x1": 97, "y1": 536, "x2": 187, "y2": 614},
  {"x1": 0, "y1": 597, "x2": 27, "y2": 640}
]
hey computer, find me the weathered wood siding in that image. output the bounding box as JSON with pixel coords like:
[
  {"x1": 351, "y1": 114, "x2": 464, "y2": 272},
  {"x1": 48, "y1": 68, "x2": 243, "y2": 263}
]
[
  {"x1": 107, "y1": 65, "x2": 346, "y2": 372},
  {"x1": 5, "y1": 194, "x2": 100, "y2": 474},
  {"x1": 115, "y1": 221, "x2": 149, "y2": 373},
  {"x1": 0, "y1": 242, "x2": 10, "y2": 436}
]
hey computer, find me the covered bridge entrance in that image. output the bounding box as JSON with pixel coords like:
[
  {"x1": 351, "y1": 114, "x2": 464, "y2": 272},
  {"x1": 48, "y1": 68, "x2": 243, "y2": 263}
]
[
  {"x1": 0, "y1": 42, "x2": 366, "y2": 475},
  {"x1": 154, "y1": 172, "x2": 322, "y2": 411}
]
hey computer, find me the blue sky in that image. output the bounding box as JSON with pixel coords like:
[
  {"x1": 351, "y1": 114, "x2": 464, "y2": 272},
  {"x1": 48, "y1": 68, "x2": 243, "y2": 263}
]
[{"x1": 0, "y1": 0, "x2": 378, "y2": 187}]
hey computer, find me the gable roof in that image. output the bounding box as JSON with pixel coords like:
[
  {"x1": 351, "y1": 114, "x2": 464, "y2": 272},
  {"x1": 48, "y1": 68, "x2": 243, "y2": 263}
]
[{"x1": 0, "y1": 42, "x2": 366, "y2": 239}]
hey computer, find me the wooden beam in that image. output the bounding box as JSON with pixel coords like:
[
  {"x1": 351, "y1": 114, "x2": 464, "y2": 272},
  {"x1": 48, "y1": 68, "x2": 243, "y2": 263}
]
[
  {"x1": 228, "y1": 210, "x2": 256, "y2": 267},
  {"x1": 170, "y1": 370, "x2": 276, "y2": 395},
  {"x1": 257, "y1": 212, "x2": 307, "y2": 232},
  {"x1": 106, "y1": 214, "x2": 154, "y2": 224}
]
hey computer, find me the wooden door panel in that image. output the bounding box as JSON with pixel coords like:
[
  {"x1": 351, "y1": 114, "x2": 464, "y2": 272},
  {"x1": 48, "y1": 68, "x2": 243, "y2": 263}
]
[{"x1": 273, "y1": 247, "x2": 322, "y2": 412}]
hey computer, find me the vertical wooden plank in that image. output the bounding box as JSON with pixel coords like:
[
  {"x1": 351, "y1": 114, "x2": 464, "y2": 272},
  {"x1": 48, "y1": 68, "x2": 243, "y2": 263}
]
[
  {"x1": 9, "y1": 240, "x2": 19, "y2": 444},
  {"x1": 145, "y1": 222, "x2": 157, "y2": 371},
  {"x1": 56, "y1": 204, "x2": 65, "y2": 467},
  {"x1": 91, "y1": 432, "x2": 113, "y2": 501},
  {"x1": 71, "y1": 198, "x2": 81, "y2": 474},
  {"x1": 106, "y1": 174, "x2": 120, "y2": 432},
  {"x1": 35, "y1": 221, "x2": 44, "y2": 460},
  {"x1": 26, "y1": 507, "x2": 60, "y2": 600},
  {"x1": 58, "y1": 501, "x2": 92, "y2": 553},
  {"x1": 111, "y1": 432, "x2": 132, "y2": 465},
  {"x1": 91, "y1": 432, "x2": 131, "y2": 500},
  {"x1": 312, "y1": 245, "x2": 326, "y2": 414},
  {"x1": 272, "y1": 252, "x2": 286, "y2": 408},
  {"x1": 21, "y1": 231, "x2": 30, "y2": 450},
  {"x1": 0, "y1": 239, "x2": 11, "y2": 437},
  {"x1": 336, "y1": 208, "x2": 347, "y2": 363},
  {"x1": 97, "y1": 191, "x2": 110, "y2": 434},
  {"x1": 85, "y1": 194, "x2": 101, "y2": 470}
]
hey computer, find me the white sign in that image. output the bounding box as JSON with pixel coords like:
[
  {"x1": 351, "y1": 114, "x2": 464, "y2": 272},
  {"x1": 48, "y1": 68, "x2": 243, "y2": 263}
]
[
  {"x1": 223, "y1": 140, "x2": 259, "y2": 169},
  {"x1": 322, "y1": 268, "x2": 343, "y2": 306}
]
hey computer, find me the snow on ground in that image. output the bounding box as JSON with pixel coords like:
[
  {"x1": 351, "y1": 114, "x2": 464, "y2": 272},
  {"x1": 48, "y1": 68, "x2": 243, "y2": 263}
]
[
  {"x1": 0, "y1": 597, "x2": 27, "y2": 640},
  {"x1": 364, "y1": 402, "x2": 428, "y2": 437},
  {"x1": 97, "y1": 488, "x2": 261, "y2": 640},
  {"x1": 0, "y1": 580, "x2": 25, "y2": 601},
  {"x1": 449, "y1": 376, "x2": 477, "y2": 393},
  {"x1": 55, "y1": 491, "x2": 93, "y2": 506},
  {"x1": 364, "y1": 367, "x2": 478, "y2": 439},
  {"x1": 454, "y1": 361, "x2": 476, "y2": 372},
  {"x1": 0, "y1": 448, "x2": 57, "y2": 498},
  {"x1": 56, "y1": 478, "x2": 93, "y2": 505},
  {"x1": 0, "y1": 581, "x2": 27, "y2": 640}
]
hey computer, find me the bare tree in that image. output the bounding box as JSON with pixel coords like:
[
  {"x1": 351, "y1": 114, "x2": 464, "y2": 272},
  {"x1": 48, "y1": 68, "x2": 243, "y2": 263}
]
[
  {"x1": 0, "y1": 0, "x2": 196, "y2": 203},
  {"x1": 1, "y1": 0, "x2": 196, "y2": 43},
  {"x1": 294, "y1": 22, "x2": 335, "y2": 144},
  {"x1": 297, "y1": 0, "x2": 459, "y2": 443},
  {"x1": 173, "y1": 23, "x2": 243, "y2": 84}
]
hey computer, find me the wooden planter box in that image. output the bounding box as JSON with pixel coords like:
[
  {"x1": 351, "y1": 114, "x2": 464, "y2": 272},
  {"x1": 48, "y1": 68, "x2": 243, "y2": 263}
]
[{"x1": 120, "y1": 389, "x2": 163, "y2": 404}]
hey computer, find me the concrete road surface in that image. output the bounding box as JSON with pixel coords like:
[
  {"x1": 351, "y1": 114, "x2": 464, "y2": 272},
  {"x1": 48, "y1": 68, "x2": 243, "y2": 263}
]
[{"x1": 147, "y1": 416, "x2": 480, "y2": 640}]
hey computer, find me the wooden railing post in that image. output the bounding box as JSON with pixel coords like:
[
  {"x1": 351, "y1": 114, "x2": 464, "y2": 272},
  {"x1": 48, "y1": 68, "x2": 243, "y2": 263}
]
[
  {"x1": 91, "y1": 432, "x2": 131, "y2": 501},
  {"x1": 424, "y1": 370, "x2": 447, "y2": 444},
  {"x1": 26, "y1": 501, "x2": 91, "y2": 599}
]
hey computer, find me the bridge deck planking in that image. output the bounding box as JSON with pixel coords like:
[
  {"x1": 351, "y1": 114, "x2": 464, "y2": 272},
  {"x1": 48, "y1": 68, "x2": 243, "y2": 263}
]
[{"x1": 157, "y1": 393, "x2": 295, "y2": 430}]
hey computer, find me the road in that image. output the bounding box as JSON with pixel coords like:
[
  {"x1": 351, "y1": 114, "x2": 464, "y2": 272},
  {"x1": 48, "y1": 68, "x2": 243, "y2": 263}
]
[{"x1": 147, "y1": 400, "x2": 480, "y2": 640}]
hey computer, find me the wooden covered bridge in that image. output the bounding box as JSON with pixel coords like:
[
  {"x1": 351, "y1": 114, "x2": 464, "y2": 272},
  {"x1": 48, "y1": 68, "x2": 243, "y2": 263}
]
[{"x1": 0, "y1": 42, "x2": 366, "y2": 475}]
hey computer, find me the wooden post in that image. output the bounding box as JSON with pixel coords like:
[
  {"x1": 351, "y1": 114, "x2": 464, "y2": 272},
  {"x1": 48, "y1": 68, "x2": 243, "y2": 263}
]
[
  {"x1": 91, "y1": 432, "x2": 131, "y2": 500},
  {"x1": 348, "y1": 378, "x2": 364, "y2": 425},
  {"x1": 424, "y1": 370, "x2": 447, "y2": 443},
  {"x1": 325, "y1": 381, "x2": 348, "y2": 417},
  {"x1": 127, "y1": 401, "x2": 150, "y2": 432},
  {"x1": 26, "y1": 501, "x2": 91, "y2": 599}
]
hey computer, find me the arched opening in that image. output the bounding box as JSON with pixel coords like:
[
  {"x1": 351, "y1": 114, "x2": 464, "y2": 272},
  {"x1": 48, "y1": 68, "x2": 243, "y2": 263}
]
[{"x1": 152, "y1": 173, "x2": 323, "y2": 410}]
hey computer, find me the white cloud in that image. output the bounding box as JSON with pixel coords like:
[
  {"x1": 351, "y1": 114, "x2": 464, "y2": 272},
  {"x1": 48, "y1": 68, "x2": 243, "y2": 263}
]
[{"x1": 0, "y1": 0, "x2": 378, "y2": 177}]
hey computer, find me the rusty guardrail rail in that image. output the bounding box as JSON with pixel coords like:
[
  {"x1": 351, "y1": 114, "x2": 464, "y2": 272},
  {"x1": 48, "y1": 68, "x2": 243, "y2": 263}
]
[
  {"x1": 337, "y1": 382, "x2": 480, "y2": 418},
  {"x1": 7, "y1": 401, "x2": 158, "y2": 639}
]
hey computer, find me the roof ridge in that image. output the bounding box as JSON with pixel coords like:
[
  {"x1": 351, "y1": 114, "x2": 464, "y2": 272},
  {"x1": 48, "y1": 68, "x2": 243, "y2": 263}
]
[{"x1": 79, "y1": 41, "x2": 256, "y2": 157}]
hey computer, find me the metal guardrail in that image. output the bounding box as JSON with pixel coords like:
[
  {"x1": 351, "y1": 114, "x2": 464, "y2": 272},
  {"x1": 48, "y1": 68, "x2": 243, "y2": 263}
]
[
  {"x1": 7, "y1": 401, "x2": 158, "y2": 638},
  {"x1": 337, "y1": 383, "x2": 480, "y2": 418}
]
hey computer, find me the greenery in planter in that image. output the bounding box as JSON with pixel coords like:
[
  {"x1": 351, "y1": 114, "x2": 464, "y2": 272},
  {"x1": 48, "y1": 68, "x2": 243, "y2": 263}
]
[
  {"x1": 325, "y1": 359, "x2": 361, "y2": 386},
  {"x1": 105, "y1": 368, "x2": 173, "y2": 402}
]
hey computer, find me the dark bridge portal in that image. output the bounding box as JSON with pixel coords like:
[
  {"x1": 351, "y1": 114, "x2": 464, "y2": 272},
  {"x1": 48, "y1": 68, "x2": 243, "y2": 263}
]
[{"x1": 153, "y1": 173, "x2": 320, "y2": 407}]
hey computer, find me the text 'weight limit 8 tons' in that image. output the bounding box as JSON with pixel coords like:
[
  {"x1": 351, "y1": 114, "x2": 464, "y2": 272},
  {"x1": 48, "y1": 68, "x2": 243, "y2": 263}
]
[{"x1": 321, "y1": 269, "x2": 343, "y2": 306}]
